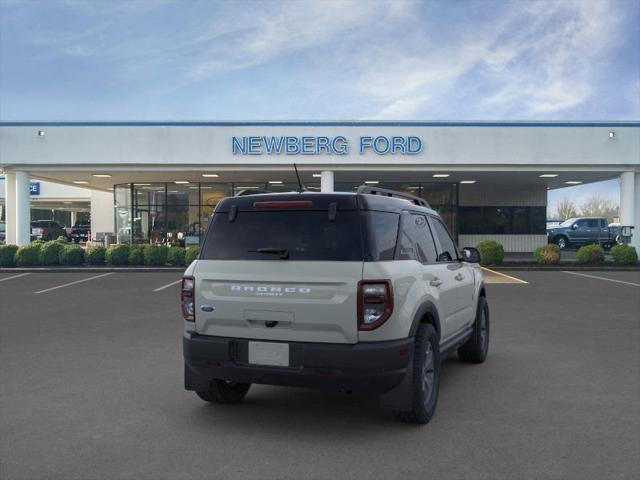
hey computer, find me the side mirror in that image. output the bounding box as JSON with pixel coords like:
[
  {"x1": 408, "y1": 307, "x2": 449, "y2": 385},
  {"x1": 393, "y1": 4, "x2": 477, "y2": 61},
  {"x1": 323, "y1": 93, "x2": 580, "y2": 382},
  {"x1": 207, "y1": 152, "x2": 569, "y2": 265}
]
[
  {"x1": 572, "y1": 223, "x2": 579, "y2": 230},
  {"x1": 462, "y1": 247, "x2": 481, "y2": 263}
]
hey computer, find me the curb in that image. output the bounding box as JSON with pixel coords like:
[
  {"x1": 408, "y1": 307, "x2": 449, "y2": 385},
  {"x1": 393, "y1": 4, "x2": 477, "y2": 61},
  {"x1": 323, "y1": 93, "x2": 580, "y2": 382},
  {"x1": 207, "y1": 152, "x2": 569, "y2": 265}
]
[
  {"x1": 487, "y1": 264, "x2": 640, "y2": 271},
  {"x1": 0, "y1": 267, "x2": 186, "y2": 273}
]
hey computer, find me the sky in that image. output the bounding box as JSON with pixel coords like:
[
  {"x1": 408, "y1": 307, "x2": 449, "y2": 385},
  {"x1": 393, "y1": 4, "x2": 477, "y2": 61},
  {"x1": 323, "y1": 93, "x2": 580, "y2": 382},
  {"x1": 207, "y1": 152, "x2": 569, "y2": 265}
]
[{"x1": 0, "y1": 0, "x2": 638, "y2": 209}]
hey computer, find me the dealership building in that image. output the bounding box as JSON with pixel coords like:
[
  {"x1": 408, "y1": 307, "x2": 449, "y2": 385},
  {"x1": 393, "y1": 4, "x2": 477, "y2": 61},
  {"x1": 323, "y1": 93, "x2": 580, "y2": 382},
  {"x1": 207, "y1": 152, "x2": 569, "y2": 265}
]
[{"x1": 1, "y1": 121, "x2": 639, "y2": 251}]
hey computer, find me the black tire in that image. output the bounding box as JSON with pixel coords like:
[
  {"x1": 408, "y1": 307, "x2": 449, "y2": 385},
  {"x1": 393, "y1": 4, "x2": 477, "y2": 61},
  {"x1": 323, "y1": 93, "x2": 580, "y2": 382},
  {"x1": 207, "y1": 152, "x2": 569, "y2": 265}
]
[
  {"x1": 458, "y1": 296, "x2": 490, "y2": 364},
  {"x1": 196, "y1": 380, "x2": 251, "y2": 404},
  {"x1": 556, "y1": 236, "x2": 568, "y2": 250},
  {"x1": 394, "y1": 324, "x2": 440, "y2": 424}
]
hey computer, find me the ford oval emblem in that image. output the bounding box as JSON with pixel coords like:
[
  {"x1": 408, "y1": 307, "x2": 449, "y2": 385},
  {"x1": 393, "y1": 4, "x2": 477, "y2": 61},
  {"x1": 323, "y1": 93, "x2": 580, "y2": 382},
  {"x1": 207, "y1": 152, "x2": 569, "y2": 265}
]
[{"x1": 200, "y1": 305, "x2": 215, "y2": 312}]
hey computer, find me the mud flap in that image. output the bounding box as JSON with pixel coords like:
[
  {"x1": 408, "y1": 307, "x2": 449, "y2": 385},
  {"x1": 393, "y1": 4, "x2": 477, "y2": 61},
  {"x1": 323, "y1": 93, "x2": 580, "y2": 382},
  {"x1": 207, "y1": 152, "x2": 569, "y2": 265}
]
[
  {"x1": 184, "y1": 363, "x2": 210, "y2": 391},
  {"x1": 379, "y1": 352, "x2": 414, "y2": 412}
]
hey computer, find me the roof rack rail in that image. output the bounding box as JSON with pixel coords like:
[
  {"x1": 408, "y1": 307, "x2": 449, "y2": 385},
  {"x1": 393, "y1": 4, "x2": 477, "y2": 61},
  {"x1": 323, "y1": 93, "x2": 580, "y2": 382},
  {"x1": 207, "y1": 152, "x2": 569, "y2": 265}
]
[
  {"x1": 356, "y1": 185, "x2": 430, "y2": 208},
  {"x1": 234, "y1": 189, "x2": 270, "y2": 197}
]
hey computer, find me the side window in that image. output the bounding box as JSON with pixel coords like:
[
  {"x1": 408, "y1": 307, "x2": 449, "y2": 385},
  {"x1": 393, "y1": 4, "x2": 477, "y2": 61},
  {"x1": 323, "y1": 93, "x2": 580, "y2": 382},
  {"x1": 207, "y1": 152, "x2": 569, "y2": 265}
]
[
  {"x1": 365, "y1": 211, "x2": 399, "y2": 261},
  {"x1": 587, "y1": 219, "x2": 598, "y2": 228},
  {"x1": 397, "y1": 213, "x2": 438, "y2": 263},
  {"x1": 575, "y1": 220, "x2": 587, "y2": 228},
  {"x1": 430, "y1": 217, "x2": 458, "y2": 262}
]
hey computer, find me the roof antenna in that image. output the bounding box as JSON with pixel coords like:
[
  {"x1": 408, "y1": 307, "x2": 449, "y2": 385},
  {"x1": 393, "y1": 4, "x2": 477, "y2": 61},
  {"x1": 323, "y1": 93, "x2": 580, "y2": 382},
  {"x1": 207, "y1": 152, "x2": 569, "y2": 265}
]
[{"x1": 293, "y1": 163, "x2": 307, "y2": 193}]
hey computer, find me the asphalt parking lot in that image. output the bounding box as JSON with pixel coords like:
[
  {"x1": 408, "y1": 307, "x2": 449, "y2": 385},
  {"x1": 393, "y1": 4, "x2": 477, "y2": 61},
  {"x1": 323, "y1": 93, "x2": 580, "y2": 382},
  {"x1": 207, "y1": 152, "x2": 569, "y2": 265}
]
[{"x1": 1, "y1": 270, "x2": 639, "y2": 480}]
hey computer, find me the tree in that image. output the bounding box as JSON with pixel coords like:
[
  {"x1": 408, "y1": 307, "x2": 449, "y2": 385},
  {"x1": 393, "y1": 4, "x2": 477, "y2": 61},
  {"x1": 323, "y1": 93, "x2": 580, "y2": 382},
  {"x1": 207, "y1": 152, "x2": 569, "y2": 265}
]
[
  {"x1": 553, "y1": 197, "x2": 578, "y2": 220},
  {"x1": 579, "y1": 195, "x2": 619, "y2": 223}
]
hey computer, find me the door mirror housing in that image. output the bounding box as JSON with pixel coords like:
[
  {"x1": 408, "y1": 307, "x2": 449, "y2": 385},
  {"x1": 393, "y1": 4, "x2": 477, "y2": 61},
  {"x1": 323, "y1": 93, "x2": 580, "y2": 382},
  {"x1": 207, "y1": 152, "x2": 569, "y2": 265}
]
[
  {"x1": 462, "y1": 247, "x2": 481, "y2": 263},
  {"x1": 572, "y1": 223, "x2": 579, "y2": 230}
]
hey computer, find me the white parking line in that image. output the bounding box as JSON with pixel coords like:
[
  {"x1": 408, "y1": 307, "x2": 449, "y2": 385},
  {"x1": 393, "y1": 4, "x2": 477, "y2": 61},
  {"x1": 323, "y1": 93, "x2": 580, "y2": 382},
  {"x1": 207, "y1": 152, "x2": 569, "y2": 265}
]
[
  {"x1": 0, "y1": 273, "x2": 31, "y2": 283},
  {"x1": 153, "y1": 279, "x2": 182, "y2": 292},
  {"x1": 34, "y1": 272, "x2": 115, "y2": 294},
  {"x1": 481, "y1": 267, "x2": 529, "y2": 284},
  {"x1": 562, "y1": 271, "x2": 640, "y2": 287}
]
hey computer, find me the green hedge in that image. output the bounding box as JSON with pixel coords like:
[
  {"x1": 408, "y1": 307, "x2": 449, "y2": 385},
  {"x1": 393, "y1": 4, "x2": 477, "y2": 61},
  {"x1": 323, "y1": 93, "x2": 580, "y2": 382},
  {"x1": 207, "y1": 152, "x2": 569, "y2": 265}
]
[
  {"x1": 576, "y1": 244, "x2": 605, "y2": 264},
  {"x1": 610, "y1": 244, "x2": 638, "y2": 265},
  {"x1": 167, "y1": 246, "x2": 186, "y2": 266},
  {"x1": 533, "y1": 244, "x2": 561, "y2": 265},
  {"x1": 143, "y1": 244, "x2": 168, "y2": 266},
  {"x1": 0, "y1": 244, "x2": 19, "y2": 267},
  {"x1": 39, "y1": 241, "x2": 65, "y2": 266},
  {"x1": 85, "y1": 246, "x2": 106, "y2": 265},
  {"x1": 128, "y1": 245, "x2": 145, "y2": 265},
  {"x1": 59, "y1": 244, "x2": 85, "y2": 265},
  {"x1": 477, "y1": 240, "x2": 504, "y2": 266},
  {"x1": 185, "y1": 246, "x2": 199, "y2": 265},
  {"x1": 15, "y1": 243, "x2": 43, "y2": 266},
  {"x1": 106, "y1": 244, "x2": 130, "y2": 265}
]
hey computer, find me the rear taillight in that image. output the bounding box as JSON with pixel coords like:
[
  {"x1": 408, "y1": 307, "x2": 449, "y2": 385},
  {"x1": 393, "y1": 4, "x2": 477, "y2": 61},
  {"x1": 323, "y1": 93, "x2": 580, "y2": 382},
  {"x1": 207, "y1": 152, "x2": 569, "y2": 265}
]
[
  {"x1": 357, "y1": 280, "x2": 393, "y2": 331},
  {"x1": 38, "y1": 228, "x2": 45, "y2": 236},
  {"x1": 181, "y1": 276, "x2": 195, "y2": 322}
]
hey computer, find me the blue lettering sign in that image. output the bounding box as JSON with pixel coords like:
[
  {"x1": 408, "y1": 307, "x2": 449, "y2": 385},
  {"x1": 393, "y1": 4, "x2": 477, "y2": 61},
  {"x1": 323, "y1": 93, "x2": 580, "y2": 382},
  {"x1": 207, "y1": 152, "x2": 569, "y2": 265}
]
[{"x1": 29, "y1": 181, "x2": 40, "y2": 196}]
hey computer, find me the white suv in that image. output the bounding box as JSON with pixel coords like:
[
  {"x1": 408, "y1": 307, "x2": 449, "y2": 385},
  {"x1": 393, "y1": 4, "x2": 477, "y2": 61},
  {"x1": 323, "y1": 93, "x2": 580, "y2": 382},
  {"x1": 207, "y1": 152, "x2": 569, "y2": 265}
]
[{"x1": 182, "y1": 186, "x2": 489, "y2": 424}]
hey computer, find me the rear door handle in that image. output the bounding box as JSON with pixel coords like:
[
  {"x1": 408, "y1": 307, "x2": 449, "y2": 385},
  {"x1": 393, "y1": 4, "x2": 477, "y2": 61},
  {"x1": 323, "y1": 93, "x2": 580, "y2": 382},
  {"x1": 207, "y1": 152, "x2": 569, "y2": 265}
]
[
  {"x1": 454, "y1": 273, "x2": 465, "y2": 281},
  {"x1": 430, "y1": 277, "x2": 443, "y2": 287}
]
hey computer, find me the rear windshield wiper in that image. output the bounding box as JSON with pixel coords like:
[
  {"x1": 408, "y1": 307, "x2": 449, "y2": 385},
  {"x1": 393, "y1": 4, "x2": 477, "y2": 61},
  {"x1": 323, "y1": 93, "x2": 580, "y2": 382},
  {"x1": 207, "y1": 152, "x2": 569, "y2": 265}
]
[{"x1": 248, "y1": 247, "x2": 290, "y2": 259}]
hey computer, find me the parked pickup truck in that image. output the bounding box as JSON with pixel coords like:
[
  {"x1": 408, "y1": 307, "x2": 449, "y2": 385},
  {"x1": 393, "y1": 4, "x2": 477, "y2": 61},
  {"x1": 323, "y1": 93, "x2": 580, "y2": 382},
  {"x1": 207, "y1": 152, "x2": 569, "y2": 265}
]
[{"x1": 547, "y1": 217, "x2": 619, "y2": 250}]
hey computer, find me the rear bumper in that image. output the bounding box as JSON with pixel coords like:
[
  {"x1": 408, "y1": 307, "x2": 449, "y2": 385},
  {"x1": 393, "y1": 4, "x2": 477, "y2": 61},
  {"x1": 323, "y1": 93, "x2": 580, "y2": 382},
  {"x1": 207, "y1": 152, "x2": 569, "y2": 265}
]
[{"x1": 183, "y1": 332, "x2": 413, "y2": 394}]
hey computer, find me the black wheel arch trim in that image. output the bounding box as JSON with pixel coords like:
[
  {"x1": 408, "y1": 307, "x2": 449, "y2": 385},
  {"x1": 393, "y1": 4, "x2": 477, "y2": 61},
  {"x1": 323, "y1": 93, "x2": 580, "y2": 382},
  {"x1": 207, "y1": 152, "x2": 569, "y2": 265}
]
[{"x1": 409, "y1": 301, "x2": 442, "y2": 339}]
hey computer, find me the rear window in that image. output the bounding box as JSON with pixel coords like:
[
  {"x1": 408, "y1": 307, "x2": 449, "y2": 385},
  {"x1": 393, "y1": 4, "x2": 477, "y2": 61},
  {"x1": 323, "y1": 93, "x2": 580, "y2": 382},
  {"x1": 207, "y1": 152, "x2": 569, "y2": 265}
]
[{"x1": 201, "y1": 210, "x2": 363, "y2": 261}]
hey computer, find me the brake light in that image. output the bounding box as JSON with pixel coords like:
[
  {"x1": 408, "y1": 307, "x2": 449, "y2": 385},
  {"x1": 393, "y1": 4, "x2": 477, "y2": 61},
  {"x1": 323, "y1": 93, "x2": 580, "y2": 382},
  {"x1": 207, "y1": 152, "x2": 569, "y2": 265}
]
[
  {"x1": 253, "y1": 200, "x2": 313, "y2": 209},
  {"x1": 39, "y1": 228, "x2": 45, "y2": 236},
  {"x1": 357, "y1": 280, "x2": 393, "y2": 331},
  {"x1": 181, "y1": 276, "x2": 195, "y2": 322}
]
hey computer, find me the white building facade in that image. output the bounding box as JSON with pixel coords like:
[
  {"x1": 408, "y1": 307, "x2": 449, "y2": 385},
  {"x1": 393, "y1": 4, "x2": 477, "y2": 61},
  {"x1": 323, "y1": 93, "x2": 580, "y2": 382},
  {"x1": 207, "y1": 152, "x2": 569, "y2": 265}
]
[{"x1": 1, "y1": 121, "x2": 638, "y2": 251}]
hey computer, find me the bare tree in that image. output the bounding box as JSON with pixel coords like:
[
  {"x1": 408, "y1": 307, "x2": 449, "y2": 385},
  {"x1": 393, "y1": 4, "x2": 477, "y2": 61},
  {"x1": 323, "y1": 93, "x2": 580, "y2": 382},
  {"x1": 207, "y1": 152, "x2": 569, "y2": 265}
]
[
  {"x1": 579, "y1": 194, "x2": 619, "y2": 222},
  {"x1": 553, "y1": 197, "x2": 578, "y2": 220}
]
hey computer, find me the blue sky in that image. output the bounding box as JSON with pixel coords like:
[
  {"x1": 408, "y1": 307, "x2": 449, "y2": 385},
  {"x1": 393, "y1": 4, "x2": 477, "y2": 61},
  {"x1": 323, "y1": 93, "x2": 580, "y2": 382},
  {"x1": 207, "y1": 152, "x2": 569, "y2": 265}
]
[{"x1": 1, "y1": 0, "x2": 638, "y2": 208}]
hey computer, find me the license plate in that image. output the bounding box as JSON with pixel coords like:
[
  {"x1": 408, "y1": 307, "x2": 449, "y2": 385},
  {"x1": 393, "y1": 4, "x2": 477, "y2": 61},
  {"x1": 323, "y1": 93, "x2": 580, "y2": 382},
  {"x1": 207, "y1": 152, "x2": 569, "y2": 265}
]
[{"x1": 248, "y1": 341, "x2": 289, "y2": 367}]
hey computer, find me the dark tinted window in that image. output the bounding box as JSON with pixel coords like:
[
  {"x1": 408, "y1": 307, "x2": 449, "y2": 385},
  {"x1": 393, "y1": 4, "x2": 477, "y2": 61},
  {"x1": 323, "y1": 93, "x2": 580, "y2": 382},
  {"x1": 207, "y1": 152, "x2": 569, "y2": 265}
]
[
  {"x1": 365, "y1": 211, "x2": 399, "y2": 261},
  {"x1": 397, "y1": 213, "x2": 438, "y2": 263},
  {"x1": 430, "y1": 217, "x2": 458, "y2": 261},
  {"x1": 201, "y1": 210, "x2": 363, "y2": 261},
  {"x1": 459, "y1": 206, "x2": 546, "y2": 234},
  {"x1": 586, "y1": 219, "x2": 599, "y2": 228}
]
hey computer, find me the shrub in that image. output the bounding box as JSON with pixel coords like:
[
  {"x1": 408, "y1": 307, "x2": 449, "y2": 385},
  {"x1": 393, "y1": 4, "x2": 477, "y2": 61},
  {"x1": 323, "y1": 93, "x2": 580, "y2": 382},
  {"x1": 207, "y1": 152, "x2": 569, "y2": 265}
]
[
  {"x1": 610, "y1": 244, "x2": 638, "y2": 265},
  {"x1": 59, "y1": 244, "x2": 85, "y2": 265},
  {"x1": 128, "y1": 245, "x2": 145, "y2": 265},
  {"x1": 0, "y1": 244, "x2": 19, "y2": 267},
  {"x1": 533, "y1": 244, "x2": 561, "y2": 265},
  {"x1": 106, "y1": 244, "x2": 130, "y2": 265},
  {"x1": 39, "y1": 241, "x2": 65, "y2": 266},
  {"x1": 15, "y1": 243, "x2": 42, "y2": 266},
  {"x1": 185, "y1": 246, "x2": 199, "y2": 265},
  {"x1": 85, "y1": 246, "x2": 106, "y2": 265},
  {"x1": 477, "y1": 240, "x2": 505, "y2": 266},
  {"x1": 166, "y1": 246, "x2": 186, "y2": 266},
  {"x1": 56, "y1": 236, "x2": 68, "y2": 243},
  {"x1": 576, "y1": 244, "x2": 605, "y2": 264},
  {"x1": 143, "y1": 244, "x2": 168, "y2": 266},
  {"x1": 31, "y1": 240, "x2": 46, "y2": 247}
]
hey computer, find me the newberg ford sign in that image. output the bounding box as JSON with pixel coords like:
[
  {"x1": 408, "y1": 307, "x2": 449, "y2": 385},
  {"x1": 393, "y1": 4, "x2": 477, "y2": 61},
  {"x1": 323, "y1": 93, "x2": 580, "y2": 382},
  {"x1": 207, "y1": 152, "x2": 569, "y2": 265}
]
[{"x1": 232, "y1": 135, "x2": 423, "y2": 155}]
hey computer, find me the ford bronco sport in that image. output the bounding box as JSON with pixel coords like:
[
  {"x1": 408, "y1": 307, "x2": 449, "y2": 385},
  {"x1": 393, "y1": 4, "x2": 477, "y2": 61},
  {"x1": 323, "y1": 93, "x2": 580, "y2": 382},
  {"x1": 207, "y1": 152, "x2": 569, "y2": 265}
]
[{"x1": 182, "y1": 186, "x2": 489, "y2": 424}]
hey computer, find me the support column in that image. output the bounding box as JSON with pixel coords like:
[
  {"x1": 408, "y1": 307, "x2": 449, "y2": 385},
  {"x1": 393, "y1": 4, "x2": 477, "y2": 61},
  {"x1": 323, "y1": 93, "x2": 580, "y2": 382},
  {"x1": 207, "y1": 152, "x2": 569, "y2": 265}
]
[
  {"x1": 70, "y1": 211, "x2": 77, "y2": 227},
  {"x1": 15, "y1": 171, "x2": 31, "y2": 246},
  {"x1": 620, "y1": 171, "x2": 638, "y2": 251},
  {"x1": 5, "y1": 172, "x2": 16, "y2": 244},
  {"x1": 320, "y1": 171, "x2": 334, "y2": 193}
]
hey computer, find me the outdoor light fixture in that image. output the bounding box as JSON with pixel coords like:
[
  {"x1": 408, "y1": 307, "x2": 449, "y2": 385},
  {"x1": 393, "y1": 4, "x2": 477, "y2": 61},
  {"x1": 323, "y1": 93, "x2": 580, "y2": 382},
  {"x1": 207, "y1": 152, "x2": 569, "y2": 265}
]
[
  {"x1": 174, "y1": 181, "x2": 189, "y2": 184},
  {"x1": 37, "y1": 130, "x2": 45, "y2": 137},
  {"x1": 72, "y1": 180, "x2": 89, "y2": 184},
  {"x1": 202, "y1": 173, "x2": 219, "y2": 178},
  {"x1": 312, "y1": 174, "x2": 322, "y2": 178},
  {"x1": 268, "y1": 181, "x2": 283, "y2": 184},
  {"x1": 365, "y1": 180, "x2": 379, "y2": 184},
  {"x1": 609, "y1": 131, "x2": 615, "y2": 139},
  {"x1": 133, "y1": 183, "x2": 151, "y2": 186},
  {"x1": 460, "y1": 180, "x2": 476, "y2": 184},
  {"x1": 539, "y1": 174, "x2": 558, "y2": 178},
  {"x1": 432, "y1": 174, "x2": 450, "y2": 178},
  {"x1": 565, "y1": 181, "x2": 582, "y2": 185},
  {"x1": 92, "y1": 174, "x2": 112, "y2": 178}
]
